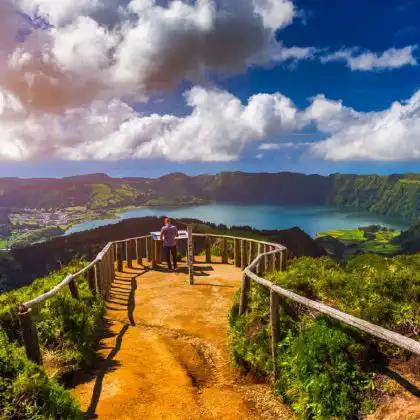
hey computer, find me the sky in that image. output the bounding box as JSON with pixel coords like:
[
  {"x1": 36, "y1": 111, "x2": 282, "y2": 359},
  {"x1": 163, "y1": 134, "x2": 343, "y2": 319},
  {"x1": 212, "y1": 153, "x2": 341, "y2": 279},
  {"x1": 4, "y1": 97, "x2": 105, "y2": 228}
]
[{"x1": 0, "y1": 0, "x2": 419, "y2": 178}]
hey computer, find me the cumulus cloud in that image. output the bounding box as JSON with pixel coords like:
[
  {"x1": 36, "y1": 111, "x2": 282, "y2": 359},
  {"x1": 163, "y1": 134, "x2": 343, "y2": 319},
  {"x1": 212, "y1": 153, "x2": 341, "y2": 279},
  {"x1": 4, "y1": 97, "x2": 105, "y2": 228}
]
[
  {"x1": 1, "y1": 83, "x2": 420, "y2": 162},
  {"x1": 309, "y1": 91, "x2": 420, "y2": 160},
  {"x1": 0, "y1": 86, "x2": 303, "y2": 161},
  {"x1": 1, "y1": 0, "x2": 419, "y2": 164},
  {"x1": 321, "y1": 45, "x2": 418, "y2": 71},
  {"x1": 1, "y1": 0, "x2": 313, "y2": 110}
]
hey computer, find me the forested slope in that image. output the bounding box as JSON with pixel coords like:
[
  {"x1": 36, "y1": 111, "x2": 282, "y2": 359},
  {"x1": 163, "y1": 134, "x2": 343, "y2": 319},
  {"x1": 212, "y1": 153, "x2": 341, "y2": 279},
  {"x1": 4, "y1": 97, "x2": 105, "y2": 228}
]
[
  {"x1": 328, "y1": 174, "x2": 420, "y2": 221},
  {"x1": 0, "y1": 172, "x2": 419, "y2": 221}
]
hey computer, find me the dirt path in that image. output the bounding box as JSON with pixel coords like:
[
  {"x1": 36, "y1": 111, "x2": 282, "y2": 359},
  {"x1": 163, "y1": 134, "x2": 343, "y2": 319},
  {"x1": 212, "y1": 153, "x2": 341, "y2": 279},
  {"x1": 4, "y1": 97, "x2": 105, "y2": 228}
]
[{"x1": 72, "y1": 259, "x2": 294, "y2": 419}]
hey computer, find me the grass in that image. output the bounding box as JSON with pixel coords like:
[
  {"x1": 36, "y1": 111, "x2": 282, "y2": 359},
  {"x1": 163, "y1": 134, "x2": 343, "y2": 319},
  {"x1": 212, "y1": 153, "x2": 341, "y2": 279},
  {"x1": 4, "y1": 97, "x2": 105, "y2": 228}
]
[
  {"x1": 0, "y1": 332, "x2": 82, "y2": 419},
  {"x1": 317, "y1": 227, "x2": 403, "y2": 257},
  {"x1": 0, "y1": 260, "x2": 103, "y2": 418},
  {"x1": 399, "y1": 179, "x2": 420, "y2": 185},
  {"x1": 360, "y1": 241, "x2": 402, "y2": 254},
  {"x1": 317, "y1": 229, "x2": 367, "y2": 242},
  {"x1": 0, "y1": 260, "x2": 104, "y2": 371},
  {"x1": 90, "y1": 183, "x2": 137, "y2": 209},
  {"x1": 229, "y1": 253, "x2": 420, "y2": 419}
]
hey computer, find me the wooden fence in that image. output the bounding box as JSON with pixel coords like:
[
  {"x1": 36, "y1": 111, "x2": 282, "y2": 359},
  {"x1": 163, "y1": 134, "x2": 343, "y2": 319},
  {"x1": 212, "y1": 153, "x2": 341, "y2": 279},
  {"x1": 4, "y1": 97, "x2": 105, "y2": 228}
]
[{"x1": 18, "y1": 233, "x2": 420, "y2": 368}]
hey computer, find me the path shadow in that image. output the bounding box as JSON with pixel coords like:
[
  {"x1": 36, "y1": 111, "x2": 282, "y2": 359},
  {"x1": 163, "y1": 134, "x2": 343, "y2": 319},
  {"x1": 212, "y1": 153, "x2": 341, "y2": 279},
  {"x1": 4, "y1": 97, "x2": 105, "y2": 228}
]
[
  {"x1": 106, "y1": 270, "x2": 144, "y2": 325},
  {"x1": 128, "y1": 275, "x2": 137, "y2": 326},
  {"x1": 64, "y1": 319, "x2": 124, "y2": 388},
  {"x1": 85, "y1": 324, "x2": 130, "y2": 419},
  {"x1": 379, "y1": 365, "x2": 420, "y2": 397}
]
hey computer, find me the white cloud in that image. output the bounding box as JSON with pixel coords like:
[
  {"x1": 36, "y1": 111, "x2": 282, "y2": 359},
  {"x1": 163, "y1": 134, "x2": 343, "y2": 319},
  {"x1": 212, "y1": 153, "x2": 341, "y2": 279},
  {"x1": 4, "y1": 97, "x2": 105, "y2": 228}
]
[
  {"x1": 1, "y1": 0, "x2": 420, "y2": 164},
  {"x1": 309, "y1": 91, "x2": 420, "y2": 160},
  {"x1": 0, "y1": 86, "x2": 303, "y2": 162},
  {"x1": 259, "y1": 143, "x2": 281, "y2": 150},
  {"x1": 1, "y1": 84, "x2": 420, "y2": 162},
  {"x1": 321, "y1": 45, "x2": 418, "y2": 71},
  {"x1": 2, "y1": 0, "x2": 313, "y2": 110}
]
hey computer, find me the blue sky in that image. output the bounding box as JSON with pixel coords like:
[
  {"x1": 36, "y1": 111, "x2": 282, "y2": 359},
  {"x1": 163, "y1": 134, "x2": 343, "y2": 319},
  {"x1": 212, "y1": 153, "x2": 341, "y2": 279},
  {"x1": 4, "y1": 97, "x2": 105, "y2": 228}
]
[{"x1": 0, "y1": 0, "x2": 419, "y2": 178}]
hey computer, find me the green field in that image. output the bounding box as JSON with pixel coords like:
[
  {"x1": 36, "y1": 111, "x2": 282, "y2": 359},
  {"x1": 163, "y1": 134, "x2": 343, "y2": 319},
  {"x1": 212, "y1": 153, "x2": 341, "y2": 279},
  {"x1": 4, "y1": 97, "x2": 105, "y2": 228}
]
[
  {"x1": 316, "y1": 227, "x2": 402, "y2": 257},
  {"x1": 317, "y1": 228, "x2": 367, "y2": 242}
]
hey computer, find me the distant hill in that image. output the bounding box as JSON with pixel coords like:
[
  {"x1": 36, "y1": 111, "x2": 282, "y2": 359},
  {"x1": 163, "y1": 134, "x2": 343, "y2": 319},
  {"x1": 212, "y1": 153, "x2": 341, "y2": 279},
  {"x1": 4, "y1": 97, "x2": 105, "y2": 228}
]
[{"x1": 0, "y1": 171, "x2": 419, "y2": 221}]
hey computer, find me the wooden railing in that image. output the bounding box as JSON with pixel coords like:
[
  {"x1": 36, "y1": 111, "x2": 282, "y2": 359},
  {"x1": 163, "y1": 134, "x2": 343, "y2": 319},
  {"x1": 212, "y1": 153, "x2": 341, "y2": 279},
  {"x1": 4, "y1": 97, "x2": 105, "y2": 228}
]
[{"x1": 18, "y1": 233, "x2": 420, "y2": 369}]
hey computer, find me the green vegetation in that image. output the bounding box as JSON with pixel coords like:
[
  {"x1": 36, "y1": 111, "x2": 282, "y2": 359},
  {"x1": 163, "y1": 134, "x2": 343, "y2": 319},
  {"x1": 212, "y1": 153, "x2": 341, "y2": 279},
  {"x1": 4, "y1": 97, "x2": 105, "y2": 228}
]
[
  {"x1": 316, "y1": 226, "x2": 403, "y2": 259},
  {"x1": 0, "y1": 332, "x2": 82, "y2": 419},
  {"x1": 0, "y1": 260, "x2": 104, "y2": 371},
  {"x1": 329, "y1": 173, "x2": 420, "y2": 221},
  {"x1": 229, "y1": 254, "x2": 420, "y2": 419},
  {"x1": 8, "y1": 227, "x2": 64, "y2": 249},
  {"x1": 0, "y1": 261, "x2": 103, "y2": 418},
  {"x1": 90, "y1": 183, "x2": 137, "y2": 209},
  {"x1": 317, "y1": 228, "x2": 367, "y2": 242},
  {"x1": 1, "y1": 172, "x2": 418, "y2": 222},
  {"x1": 395, "y1": 220, "x2": 420, "y2": 253}
]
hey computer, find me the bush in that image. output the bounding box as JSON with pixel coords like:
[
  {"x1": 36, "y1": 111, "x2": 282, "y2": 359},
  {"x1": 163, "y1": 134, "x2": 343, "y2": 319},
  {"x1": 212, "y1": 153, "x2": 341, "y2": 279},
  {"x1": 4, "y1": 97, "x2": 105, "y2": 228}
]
[
  {"x1": 0, "y1": 261, "x2": 104, "y2": 419},
  {"x1": 275, "y1": 318, "x2": 368, "y2": 419},
  {"x1": 0, "y1": 332, "x2": 82, "y2": 419},
  {"x1": 0, "y1": 260, "x2": 104, "y2": 371},
  {"x1": 229, "y1": 253, "x2": 420, "y2": 418}
]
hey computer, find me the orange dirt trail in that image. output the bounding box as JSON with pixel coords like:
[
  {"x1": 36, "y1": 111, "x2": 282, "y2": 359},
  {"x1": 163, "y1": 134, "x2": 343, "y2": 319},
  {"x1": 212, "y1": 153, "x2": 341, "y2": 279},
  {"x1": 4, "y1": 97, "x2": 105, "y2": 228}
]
[{"x1": 72, "y1": 258, "x2": 295, "y2": 419}]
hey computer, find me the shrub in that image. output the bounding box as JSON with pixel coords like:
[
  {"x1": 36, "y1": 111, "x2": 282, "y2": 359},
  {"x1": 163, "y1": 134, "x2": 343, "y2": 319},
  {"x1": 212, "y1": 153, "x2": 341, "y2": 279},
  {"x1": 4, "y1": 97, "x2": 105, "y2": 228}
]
[
  {"x1": 0, "y1": 332, "x2": 82, "y2": 419},
  {"x1": 0, "y1": 260, "x2": 104, "y2": 372},
  {"x1": 229, "y1": 253, "x2": 420, "y2": 418}
]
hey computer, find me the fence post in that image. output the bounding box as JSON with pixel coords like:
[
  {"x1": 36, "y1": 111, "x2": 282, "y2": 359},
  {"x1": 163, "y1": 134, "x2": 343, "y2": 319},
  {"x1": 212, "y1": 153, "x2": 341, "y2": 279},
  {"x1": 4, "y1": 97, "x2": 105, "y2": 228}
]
[
  {"x1": 234, "y1": 238, "x2": 241, "y2": 268},
  {"x1": 267, "y1": 247, "x2": 274, "y2": 273},
  {"x1": 187, "y1": 226, "x2": 194, "y2": 285},
  {"x1": 191, "y1": 236, "x2": 195, "y2": 263},
  {"x1": 241, "y1": 240, "x2": 248, "y2": 270},
  {"x1": 275, "y1": 249, "x2": 282, "y2": 271},
  {"x1": 87, "y1": 267, "x2": 96, "y2": 296},
  {"x1": 100, "y1": 259, "x2": 108, "y2": 298},
  {"x1": 110, "y1": 244, "x2": 115, "y2": 280},
  {"x1": 19, "y1": 309, "x2": 42, "y2": 365},
  {"x1": 264, "y1": 245, "x2": 270, "y2": 273},
  {"x1": 270, "y1": 289, "x2": 279, "y2": 379},
  {"x1": 222, "y1": 238, "x2": 228, "y2": 264},
  {"x1": 257, "y1": 243, "x2": 264, "y2": 275},
  {"x1": 126, "y1": 241, "x2": 133, "y2": 269},
  {"x1": 249, "y1": 242, "x2": 256, "y2": 265},
  {"x1": 151, "y1": 238, "x2": 157, "y2": 268},
  {"x1": 136, "y1": 239, "x2": 143, "y2": 266},
  {"x1": 281, "y1": 250, "x2": 288, "y2": 271},
  {"x1": 117, "y1": 243, "x2": 123, "y2": 272},
  {"x1": 239, "y1": 272, "x2": 251, "y2": 315},
  {"x1": 68, "y1": 278, "x2": 79, "y2": 300},
  {"x1": 205, "y1": 236, "x2": 211, "y2": 263},
  {"x1": 95, "y1": 262, "x2": 104, "y2": 298},
  {"x1": 106, "y1": 252, "x2": 113, "y2": 295},
  {"x1": 146, "y1": 236, "x2": 152, "y2": 264}
]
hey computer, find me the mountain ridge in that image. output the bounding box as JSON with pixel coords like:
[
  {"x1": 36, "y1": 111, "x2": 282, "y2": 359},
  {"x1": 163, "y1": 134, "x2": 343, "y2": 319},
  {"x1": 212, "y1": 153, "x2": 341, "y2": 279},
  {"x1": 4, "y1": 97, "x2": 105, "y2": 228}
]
[{"x1": 0, "y1": 171, "x2": 419, "y2": 221}]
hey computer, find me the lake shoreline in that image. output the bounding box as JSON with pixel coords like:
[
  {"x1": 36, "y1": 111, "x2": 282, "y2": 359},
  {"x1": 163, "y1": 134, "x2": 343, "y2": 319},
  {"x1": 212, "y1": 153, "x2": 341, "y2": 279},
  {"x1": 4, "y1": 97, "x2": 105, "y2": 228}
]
[{"x1": 64, "y1": 203, "x2": 410, "y2": 239}]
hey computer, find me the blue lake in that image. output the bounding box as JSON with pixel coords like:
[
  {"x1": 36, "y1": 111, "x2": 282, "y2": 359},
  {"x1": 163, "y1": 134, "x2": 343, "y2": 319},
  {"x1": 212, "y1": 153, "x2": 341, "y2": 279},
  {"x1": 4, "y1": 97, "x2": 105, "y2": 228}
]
[{"x1": 64, "y1": 204, "x2": 410, "y2": 238}]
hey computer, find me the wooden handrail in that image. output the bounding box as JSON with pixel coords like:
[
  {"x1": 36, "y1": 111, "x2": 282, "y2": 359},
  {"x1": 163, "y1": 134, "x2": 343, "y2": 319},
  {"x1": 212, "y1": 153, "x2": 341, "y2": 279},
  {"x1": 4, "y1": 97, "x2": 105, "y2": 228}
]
[
  {"x1": 242, "y1": 248, "x2": 420, "y2": 357},
  {"x1": 17, "y1": 231, "x2": 420, "y2": 368}
]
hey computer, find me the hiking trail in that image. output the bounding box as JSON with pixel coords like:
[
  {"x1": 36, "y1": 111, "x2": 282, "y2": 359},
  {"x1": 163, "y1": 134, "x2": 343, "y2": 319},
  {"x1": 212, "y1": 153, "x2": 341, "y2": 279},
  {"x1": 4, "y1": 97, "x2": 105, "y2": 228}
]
[{"x1": 72, "y1": 258, "x2": 295, "y2": 419}]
